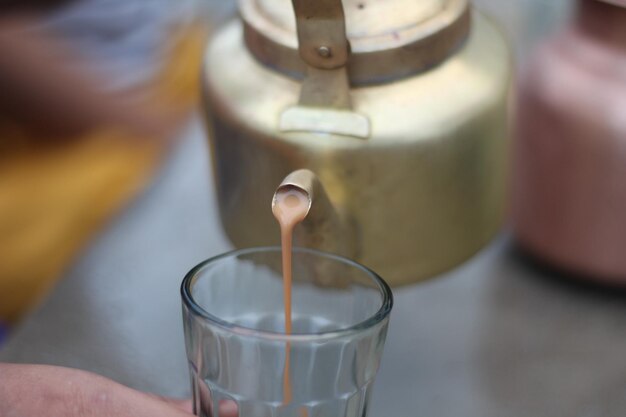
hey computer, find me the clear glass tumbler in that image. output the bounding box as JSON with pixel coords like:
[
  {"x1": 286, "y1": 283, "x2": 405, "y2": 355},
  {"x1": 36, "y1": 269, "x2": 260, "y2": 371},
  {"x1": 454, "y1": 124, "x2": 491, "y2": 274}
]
[{"x1": 181, "y1": 247, "x2": 393, "y2": 417}]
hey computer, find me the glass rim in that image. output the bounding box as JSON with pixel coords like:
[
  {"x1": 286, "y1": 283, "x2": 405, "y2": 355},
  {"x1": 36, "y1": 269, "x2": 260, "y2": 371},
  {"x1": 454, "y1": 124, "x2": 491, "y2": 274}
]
[{"x1": 181, "y1": 246, "x2": 393, "y2": 342}]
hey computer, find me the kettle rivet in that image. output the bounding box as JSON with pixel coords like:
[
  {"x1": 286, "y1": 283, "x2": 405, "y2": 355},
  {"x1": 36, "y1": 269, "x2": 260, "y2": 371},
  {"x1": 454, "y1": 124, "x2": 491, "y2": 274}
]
[{"x1": 317, "y1": 46, "x2": 332, "y2": 58}]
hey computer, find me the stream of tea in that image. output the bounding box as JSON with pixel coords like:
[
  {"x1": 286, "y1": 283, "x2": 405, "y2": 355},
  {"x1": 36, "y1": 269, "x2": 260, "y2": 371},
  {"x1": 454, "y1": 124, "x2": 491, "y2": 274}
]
[{"x1": 271, "y1": 186, "x2": 310, "y2": 406}]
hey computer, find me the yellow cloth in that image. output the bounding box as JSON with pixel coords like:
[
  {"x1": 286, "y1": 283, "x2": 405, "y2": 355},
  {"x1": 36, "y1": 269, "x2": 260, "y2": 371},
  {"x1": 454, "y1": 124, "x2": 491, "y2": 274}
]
[{"x1": 0, "y1": 25, "x2": 205, "y2": 324}]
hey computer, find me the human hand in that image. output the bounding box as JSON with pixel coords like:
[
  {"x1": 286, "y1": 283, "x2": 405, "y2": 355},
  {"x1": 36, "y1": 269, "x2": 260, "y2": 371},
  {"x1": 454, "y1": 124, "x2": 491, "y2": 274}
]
[{"x1": 0, "y1": 363, "x2": 193, "y2": 417}]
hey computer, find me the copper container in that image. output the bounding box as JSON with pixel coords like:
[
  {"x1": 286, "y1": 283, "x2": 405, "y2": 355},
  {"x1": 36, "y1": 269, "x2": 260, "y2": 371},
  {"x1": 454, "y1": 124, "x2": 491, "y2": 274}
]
[
  {"x1": 203, "y1": 0, "x2": 511, "y2": 285},
  {"x1": 512, "y1": 0, "x2": 626, "y2": 283}
]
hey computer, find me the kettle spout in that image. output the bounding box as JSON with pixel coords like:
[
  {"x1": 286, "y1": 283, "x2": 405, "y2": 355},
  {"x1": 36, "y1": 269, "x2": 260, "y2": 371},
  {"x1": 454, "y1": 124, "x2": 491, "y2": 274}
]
[{"x1": 273, "y1": 169, "x2": 356, "y2": 263}]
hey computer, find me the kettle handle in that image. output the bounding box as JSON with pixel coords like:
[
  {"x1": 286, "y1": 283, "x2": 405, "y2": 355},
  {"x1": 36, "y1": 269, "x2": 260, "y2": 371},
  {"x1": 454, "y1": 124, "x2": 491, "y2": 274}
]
[
  {"x1": 279, "y1": 0, "x2": 371, "y2": 139},
  {"x1": 291, "y1": 0, "x2": 350, "y2": 71}
]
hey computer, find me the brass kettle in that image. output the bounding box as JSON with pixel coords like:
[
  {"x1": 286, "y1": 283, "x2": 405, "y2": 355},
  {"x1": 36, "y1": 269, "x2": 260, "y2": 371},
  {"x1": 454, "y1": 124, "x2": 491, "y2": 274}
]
[{"x1": 203, "y1": 0, "x2": 511, "y2": 285}]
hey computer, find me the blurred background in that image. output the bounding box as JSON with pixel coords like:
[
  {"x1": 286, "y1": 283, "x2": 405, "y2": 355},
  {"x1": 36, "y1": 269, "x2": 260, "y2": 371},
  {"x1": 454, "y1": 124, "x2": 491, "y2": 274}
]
[
  {"x1": 476, "y1": 0, "x2": 573, "y2": 59},
  {"x1": 2, "y1": 1, "x2": 626, "y2": 416},
  {"x1": 0, "y1": 0, "x2": 574, "y2": 327}
]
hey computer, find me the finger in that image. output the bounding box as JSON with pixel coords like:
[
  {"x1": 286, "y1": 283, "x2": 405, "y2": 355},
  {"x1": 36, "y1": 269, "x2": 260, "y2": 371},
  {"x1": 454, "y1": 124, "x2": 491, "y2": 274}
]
[
  {"x1": 148, "y1": 395, "x2": 193, "y2": 413},
  {"x1": 165, "y1": 399, "x2": 193, "y2": 413},
  {"x1": 218, "y1": 399, "x2": 239, "y2": 417}
]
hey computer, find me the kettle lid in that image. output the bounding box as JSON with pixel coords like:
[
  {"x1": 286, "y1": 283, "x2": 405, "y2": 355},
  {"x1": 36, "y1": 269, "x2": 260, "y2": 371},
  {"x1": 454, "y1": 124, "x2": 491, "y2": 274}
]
[{"x1": 240, "y1": 0, "x2": 471, "y2": 85}]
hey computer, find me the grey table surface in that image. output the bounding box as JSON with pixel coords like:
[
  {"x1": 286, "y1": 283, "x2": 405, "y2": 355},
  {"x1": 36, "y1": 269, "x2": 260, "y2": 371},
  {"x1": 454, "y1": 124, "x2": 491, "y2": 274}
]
[{"x1": 3, "y1": 120, "x2": 626, "y2": 417}]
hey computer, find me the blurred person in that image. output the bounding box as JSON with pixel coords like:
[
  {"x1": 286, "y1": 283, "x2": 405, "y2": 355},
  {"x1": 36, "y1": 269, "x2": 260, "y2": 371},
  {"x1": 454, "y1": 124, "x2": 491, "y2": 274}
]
[
  {"x1": 0, "y1": 0, "x2": 206, "y2": 329},
  {"x1": 0, "y1": 0, "x2": 213, "y2": 414}
]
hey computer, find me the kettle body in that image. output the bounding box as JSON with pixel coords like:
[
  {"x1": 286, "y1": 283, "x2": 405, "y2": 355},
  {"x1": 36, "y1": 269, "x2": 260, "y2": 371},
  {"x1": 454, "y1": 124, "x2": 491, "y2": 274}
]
[
  {"x1": 512, "y1": 0, "x2": 626, "y2": 283},
  {"x1": 203, "y1": 0, "x2": 511, "y2": 285}
]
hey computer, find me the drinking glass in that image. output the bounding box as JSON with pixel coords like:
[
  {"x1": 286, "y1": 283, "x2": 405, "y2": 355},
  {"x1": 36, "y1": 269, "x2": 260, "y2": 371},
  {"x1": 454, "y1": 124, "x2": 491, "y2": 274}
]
[{"x1": 181, "y1": 247, "x2": 393, "y2": 417}]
